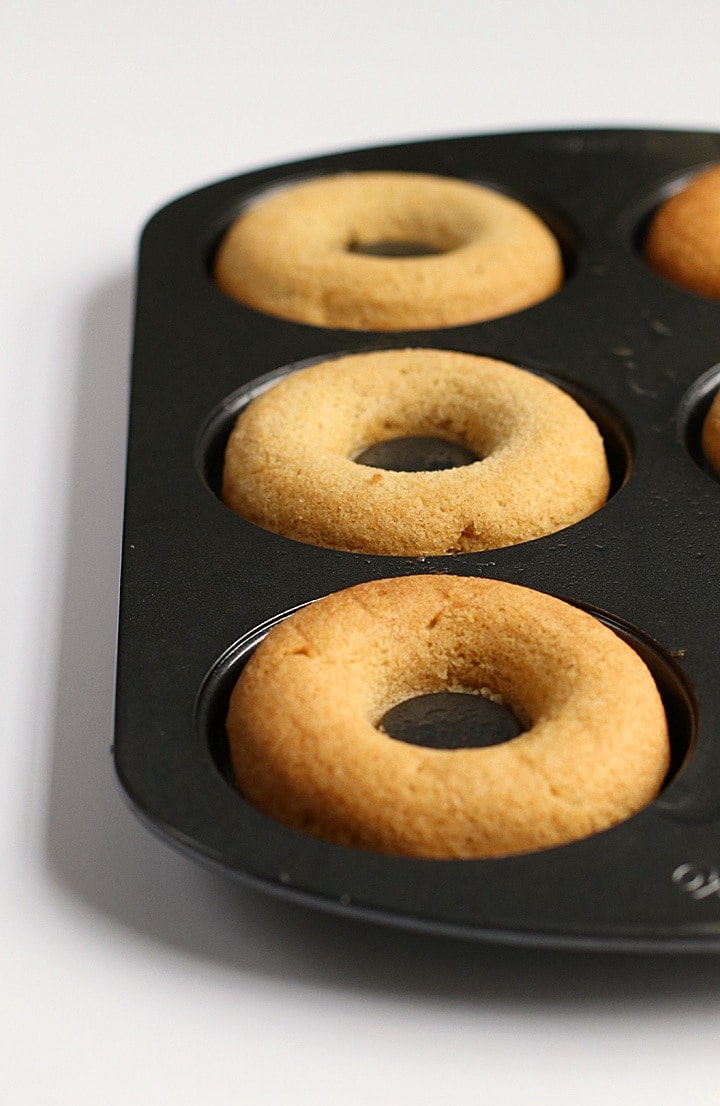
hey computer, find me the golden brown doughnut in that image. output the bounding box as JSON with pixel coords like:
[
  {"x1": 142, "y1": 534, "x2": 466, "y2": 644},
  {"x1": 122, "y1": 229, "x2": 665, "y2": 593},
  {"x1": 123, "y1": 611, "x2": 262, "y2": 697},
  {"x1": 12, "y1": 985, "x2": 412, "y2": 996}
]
[
  {"x1": 226, "y1": 575, "x2": 670, "y2": 859},
  {"x1": 644, "y1": 164, "x2": 720, "y2": 299},
  {"x1": 214, "y1": 171, "x2": 563, "y2": 330},
  {"x1": 222, "y1": 348, "x2": 611, "y2": 556},
  {"x1": 702, "y1": 390, "x2": 720, "y2": 475}
]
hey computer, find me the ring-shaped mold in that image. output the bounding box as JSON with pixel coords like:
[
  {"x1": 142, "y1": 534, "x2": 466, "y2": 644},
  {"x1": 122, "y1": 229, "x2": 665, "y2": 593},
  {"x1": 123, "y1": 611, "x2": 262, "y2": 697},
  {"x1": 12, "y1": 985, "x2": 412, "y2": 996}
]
[{"x1": 678, "y1": 362, "x2": 720, "y2": 480}]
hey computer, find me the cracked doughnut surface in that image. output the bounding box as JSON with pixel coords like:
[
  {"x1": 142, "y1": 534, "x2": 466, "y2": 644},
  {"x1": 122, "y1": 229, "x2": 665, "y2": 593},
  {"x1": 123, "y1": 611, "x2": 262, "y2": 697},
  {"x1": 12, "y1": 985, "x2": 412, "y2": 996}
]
[
  {"x1": 222, "y1": 348, "x2": 611, "y2": 556},
  {"x1": 214, "y1": 171, "x2": 563, "y2": 330},
  {"x1": 226, "y1": 575, "x2": 670, "y2": 859}
]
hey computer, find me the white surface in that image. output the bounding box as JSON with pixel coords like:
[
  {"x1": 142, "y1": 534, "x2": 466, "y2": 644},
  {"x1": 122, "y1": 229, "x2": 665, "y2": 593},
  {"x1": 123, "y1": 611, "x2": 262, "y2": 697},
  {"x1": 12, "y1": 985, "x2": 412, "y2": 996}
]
[{"x1": 4, "y1": 2, "x2": 720, "y2": 1102}]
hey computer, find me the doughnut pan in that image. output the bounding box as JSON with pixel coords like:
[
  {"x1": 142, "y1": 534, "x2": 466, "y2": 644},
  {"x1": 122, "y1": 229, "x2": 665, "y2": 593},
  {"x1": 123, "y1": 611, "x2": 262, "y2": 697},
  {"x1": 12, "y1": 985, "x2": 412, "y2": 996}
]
[{"x1": 115, "y1": 128, "x2": 720, "y2": 952}]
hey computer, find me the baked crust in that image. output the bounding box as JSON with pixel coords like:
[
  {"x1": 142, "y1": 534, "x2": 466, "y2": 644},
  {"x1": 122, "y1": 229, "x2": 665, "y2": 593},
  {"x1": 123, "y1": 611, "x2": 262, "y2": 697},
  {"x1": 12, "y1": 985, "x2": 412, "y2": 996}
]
[
  {"x1": 214, "y1": 171, "x2": 563, "y2": 330},
  {"x1": 226, "y1": 575, "x2": 670, "y2": 859},
  {"x1": 645, "y1": 164, "x2": 720, "y2": 299},
  {"x1": 222, "y1": 348, "x2": 611, "y2": 556}
]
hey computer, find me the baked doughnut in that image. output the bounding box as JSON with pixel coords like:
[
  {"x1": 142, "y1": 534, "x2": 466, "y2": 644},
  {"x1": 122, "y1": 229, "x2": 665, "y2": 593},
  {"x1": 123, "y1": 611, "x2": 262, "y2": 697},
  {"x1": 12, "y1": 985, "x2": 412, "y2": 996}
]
[
  {"x1": 222, "y1": 348, "x2": 611, "y2": 556},
  {"x1": 214, "y1": 171, "x2": 563, "y2": 329},
  {"x1": 644, "y1": 164, "x2": 720, "y2": 299},
  {"x1": 226, "y1": 575, "x2": 670, "y2": 859},
  {"x1": 702, "y1": 390, "x2": 720, "y2": 475}
]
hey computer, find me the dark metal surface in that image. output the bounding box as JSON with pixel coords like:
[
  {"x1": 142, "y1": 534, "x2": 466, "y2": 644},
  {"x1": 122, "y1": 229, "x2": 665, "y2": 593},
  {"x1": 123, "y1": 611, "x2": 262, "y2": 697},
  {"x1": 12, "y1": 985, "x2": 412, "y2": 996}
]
[{"x1": 115, "y1": 129, "x2": 720, "y2": 950}]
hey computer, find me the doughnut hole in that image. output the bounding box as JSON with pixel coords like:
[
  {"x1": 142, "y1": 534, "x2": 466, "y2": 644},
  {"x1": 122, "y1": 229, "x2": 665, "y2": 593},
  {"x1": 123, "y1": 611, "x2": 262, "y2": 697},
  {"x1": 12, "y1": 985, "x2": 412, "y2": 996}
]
[
  {"x1": 354, "y1": 436, "x2": 479, "y2": 472},
  {"x1": 378, "y1": 690, "x2": 525, "y2": 749},
  {"x1": 347, "y1": 241, "x2": 444, "y2": 258}
]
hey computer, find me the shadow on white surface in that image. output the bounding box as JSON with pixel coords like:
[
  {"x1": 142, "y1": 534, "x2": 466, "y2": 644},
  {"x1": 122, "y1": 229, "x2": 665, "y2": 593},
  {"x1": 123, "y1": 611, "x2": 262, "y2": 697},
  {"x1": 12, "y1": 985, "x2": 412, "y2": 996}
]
[{"x1": 43, "y1": 272, "x2": 720, "y2": 1007}]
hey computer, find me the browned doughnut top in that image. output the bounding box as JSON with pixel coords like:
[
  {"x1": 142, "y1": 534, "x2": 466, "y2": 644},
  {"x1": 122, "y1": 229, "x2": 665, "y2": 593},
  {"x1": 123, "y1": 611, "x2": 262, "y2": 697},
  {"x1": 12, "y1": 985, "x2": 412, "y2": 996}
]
[
  {"x1": 222, "y1": 348, "x2": 610, "y2": 556},
  {"x1": 702, "y1": 390, "x2": 720, "y2": 475},
  {"x1": 645, "y1": 164, "x2": 720, "y2": 299},
  {"x1": 226, "y1": 575, "x2": 670, "y2": 859},
  {"x1": 214, "y1": 172, "x2": 563, "y2": 330}
]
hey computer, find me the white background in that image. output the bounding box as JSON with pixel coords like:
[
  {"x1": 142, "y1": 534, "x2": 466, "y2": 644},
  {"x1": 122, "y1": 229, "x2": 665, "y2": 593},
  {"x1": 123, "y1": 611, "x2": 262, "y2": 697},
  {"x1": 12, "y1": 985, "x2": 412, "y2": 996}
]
[{"x1": 4, "y1": 2, "x2": 720, "y2": 1102}]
